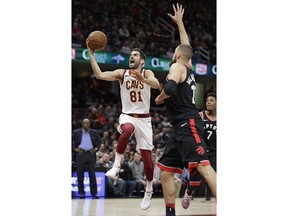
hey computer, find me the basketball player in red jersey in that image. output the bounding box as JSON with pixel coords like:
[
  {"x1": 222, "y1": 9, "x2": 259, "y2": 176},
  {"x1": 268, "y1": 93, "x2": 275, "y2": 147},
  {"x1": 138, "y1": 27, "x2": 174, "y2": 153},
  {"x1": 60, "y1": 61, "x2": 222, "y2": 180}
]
[
  {"x1": 155, "y1": 4, "x2": 216, "y2": 216},
  {"x1": 86, "y1": 41, "x2": 160, "y2": 210},
  {"x1": 182, "y1": 92, "x2": 217, "y2": 206}
]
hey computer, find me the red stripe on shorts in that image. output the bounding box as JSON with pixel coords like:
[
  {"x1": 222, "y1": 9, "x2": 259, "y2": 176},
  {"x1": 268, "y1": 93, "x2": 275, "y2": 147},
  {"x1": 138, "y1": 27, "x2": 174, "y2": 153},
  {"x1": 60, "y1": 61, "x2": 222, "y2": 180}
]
[
  {"x1": 189, "y1": 181, "x2": 202, "y2": 187},
  {"x1": 189, "y1": 118, "x2": 201, "y2": 144},
  {"x1": 156, "y1": 162, "x2": 183, "y2": 174},
  {"x1": 200, "y1": 160, "x2": 211, "y2": 166}
]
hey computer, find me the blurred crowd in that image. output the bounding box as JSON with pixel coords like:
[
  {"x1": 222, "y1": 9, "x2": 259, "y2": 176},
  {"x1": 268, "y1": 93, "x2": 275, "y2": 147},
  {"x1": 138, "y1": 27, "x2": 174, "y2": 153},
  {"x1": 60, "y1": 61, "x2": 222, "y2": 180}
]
[{"x1": 72, "y1": 0, "x2": 216, "y2": 64}]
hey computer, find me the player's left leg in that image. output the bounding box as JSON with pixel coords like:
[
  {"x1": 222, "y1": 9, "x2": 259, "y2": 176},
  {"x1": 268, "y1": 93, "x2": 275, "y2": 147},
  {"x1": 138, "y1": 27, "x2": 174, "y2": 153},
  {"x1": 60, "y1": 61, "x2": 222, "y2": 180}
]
[{"x1": 140, "y1": 149, "x2": 154, "y2": 210}]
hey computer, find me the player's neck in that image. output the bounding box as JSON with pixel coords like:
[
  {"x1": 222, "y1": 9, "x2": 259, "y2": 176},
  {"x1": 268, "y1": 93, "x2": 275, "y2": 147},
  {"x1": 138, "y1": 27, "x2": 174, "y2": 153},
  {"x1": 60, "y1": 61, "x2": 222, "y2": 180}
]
[
  {"x1": 177, "y1": 59, "x2": 189, "y2": 66},
  {"x1": 130, "y1": 68, "x2": 141, "y2": 73},
  {"x1": 207, "y1": 110, "x2": 216, "y2": 118}
]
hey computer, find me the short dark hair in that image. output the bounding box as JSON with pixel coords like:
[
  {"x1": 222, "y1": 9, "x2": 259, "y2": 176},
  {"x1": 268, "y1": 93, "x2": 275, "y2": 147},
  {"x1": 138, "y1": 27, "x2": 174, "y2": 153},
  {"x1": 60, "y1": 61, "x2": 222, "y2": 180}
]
[
  {"x1": 177, "y1": 44, "x2": 193, "y2": 60},
  {"x1": 207, "y1": 92, "x2": 216, "y2": 99},
  {"x1": 132, "y1": 48, "x2": 146, "y2": 60}
]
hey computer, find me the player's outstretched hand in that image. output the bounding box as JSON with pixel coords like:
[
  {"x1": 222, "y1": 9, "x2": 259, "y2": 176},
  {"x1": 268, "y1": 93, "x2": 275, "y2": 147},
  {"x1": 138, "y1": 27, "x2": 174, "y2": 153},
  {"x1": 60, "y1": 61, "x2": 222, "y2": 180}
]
[
  {"x1": 155, "y1": 96, "x2": 164, "y2": 105},
  {"x1": 86, "y1": 38, "x2": 95, "y2": 54},
  {"x1": 130, "y1": 70, "x2": 145, "y2": 82},
  {"x1": 167, "y1": 3, "x2": 184, "y2": 24}
]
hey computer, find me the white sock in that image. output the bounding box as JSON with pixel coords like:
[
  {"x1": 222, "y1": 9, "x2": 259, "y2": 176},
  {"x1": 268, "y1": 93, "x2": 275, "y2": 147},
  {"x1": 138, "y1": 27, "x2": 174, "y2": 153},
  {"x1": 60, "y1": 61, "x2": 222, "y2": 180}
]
[
  {"x1": 113, "y1": 152, "x2": 123, "y2": 168},
  {"x1": 146, "y1": 180, "x2": 153, "y2": 192}
]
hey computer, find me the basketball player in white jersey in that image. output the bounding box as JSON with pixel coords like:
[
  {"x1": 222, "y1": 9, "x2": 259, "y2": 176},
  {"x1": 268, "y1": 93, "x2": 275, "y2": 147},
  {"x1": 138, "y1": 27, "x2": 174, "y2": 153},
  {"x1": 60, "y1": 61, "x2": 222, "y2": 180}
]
[{"x1": 86, "y1": 41, "x2": 160, "y2": 210}]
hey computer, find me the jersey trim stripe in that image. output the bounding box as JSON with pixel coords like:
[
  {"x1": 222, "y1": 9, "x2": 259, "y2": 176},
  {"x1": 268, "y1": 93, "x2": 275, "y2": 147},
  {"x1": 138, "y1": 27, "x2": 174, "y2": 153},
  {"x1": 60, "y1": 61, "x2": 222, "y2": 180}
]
[
  {"x1": 120, "y1": 69, "x2": 125, "y2": 85},
  {"x1": 189, "y1": 118, "x2": 201, "y2": 144},
  {"x1": 156, "y1": 162, "x2": 183, "y2": 174}
]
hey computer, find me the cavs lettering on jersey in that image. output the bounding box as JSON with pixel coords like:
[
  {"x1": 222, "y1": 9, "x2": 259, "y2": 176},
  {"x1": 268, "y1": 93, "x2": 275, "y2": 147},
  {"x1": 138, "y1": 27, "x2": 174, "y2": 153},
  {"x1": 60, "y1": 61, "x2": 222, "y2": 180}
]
[
  {"x1": 202, "y1": 111, "x2": 217, "y2": 151},
  {"x1": 120, "y1": 69, "x2": 151, "y2": 114},
  {"x1": 164, "y1": 66, "x2": 200, "y2": 124}
]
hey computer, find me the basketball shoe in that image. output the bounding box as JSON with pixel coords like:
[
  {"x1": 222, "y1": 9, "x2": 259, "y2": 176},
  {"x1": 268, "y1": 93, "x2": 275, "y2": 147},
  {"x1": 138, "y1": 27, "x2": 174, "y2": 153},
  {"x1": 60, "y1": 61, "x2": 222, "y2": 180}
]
[
  {"x1": 140, "y1": 191, "x2": 153, "y2": 210},
  {"x1": 181, "y1": 189, "x2": 192, "y2": 209},
  {"x1": 105, "y1": 165, "x2": 120, "y2": 179}
]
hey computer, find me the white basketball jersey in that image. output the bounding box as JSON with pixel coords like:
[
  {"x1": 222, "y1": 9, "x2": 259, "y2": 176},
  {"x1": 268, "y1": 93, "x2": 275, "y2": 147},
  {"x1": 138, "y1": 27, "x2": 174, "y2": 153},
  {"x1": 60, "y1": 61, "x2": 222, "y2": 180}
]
[{"x1": 120, "y1": 69, "x2": 151, "y2": 114}]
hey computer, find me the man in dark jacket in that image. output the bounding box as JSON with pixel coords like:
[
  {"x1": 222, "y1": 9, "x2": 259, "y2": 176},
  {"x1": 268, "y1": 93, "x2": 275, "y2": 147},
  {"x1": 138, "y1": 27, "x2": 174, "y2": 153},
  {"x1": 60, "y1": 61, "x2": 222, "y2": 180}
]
[{"x1": 72, "y1": 118, "x2": 101, "y2": 198}]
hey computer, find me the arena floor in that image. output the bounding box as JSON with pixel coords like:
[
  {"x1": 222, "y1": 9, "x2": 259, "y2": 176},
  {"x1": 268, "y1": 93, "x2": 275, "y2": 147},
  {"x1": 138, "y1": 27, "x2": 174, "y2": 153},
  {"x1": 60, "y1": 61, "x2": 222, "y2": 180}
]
[{"x1": 71, "y1": 197, "x2": 216, "y2": 216}]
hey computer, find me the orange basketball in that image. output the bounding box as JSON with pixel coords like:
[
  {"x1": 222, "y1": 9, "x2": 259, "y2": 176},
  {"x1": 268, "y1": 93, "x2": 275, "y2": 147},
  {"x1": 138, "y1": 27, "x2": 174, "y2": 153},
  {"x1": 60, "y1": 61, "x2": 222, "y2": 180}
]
[{"x1": 87, "y1": 31, "x2": 107, "y2": 51}]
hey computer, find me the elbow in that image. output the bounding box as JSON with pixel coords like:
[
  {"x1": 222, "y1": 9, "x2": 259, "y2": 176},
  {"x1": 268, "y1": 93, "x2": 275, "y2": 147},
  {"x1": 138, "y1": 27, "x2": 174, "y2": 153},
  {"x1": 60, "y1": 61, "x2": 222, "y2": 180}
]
[
  {"x1": 154, "y1": 82, "x2": 161, "y2": 90},
  {"x1": 94, "y1": 73, "x2": 103, "y2": 80},
  {"x1": 95, "y1": 74, "x2": 101, "y2": 79},
  {"x1": 164, "y1": 87, "x2": 176, "y2": 96},
  {"x1": 163, "y1": 80, "x2": 177, "y2": 96}
]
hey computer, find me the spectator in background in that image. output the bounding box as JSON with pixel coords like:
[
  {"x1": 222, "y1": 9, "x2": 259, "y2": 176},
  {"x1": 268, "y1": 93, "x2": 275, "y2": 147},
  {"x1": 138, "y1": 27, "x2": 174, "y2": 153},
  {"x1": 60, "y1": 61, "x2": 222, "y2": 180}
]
[
  {"x1": 119, "y1": 157, "x2": 137, "y2": 198},
  {"x1": 95, "y1": 143, "x2": 107, "y2": 162},
  {"x1": 110, "y1": 140, "x2": 118, "y2": 161},
  {"x1": 155, "y1": 147, "x2": 163, "y2": 159},
  {"x1": 192, "y1": 49, "x2": 201, "y2": 63},
  {"x1": 95, "y1": 105, "x2": 106, "y2": 130},
  {"x1": 103, "y1": 116, "x2": 118, "y2": 134},
  {"x1": 128, "y1": 151, "x2": 135, "y2": 162},
  {"x1": 129, "y1": 152, "x2": 146, "y2": 197},
  {"x1": 72, "y1": 0, "x2": 216, "y2": 61},
  {"x1": 120, "y1": 41, "x2": 132, "y2": 54},
  {"x1": 97, "y1": 153, "x2": 125, "y2": 197},
  {"x1": 102, "y1": 131, "x2": 113, "y2": 150},
  {"x1": 164, "y1": 47, "x2": 174, "y2": 59},
  {"x1": 72, "y1": 118, "x2": 101, "y2": 199},
  {"x1": 118, "y1": 24, "x2": 130, "y2": 39},
  {"x1": 123, "y1": 145, "x2": 131, "y2": 161}
]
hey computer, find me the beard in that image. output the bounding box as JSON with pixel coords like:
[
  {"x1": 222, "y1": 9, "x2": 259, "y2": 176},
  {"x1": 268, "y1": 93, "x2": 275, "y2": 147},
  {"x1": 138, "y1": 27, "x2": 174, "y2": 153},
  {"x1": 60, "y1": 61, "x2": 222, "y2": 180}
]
[
  {"x1": 169, "y1": 58, "x2": 177, "y2": 67},
  {"x1": 129, "y1": 61, "x2": 140, "y2": 69}
]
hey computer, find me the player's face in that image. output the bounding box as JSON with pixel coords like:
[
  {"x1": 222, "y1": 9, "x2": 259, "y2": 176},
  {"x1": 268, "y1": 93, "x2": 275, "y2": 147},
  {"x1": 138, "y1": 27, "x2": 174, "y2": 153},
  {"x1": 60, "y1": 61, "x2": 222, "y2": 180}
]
[
  {"x1": 206, "y1": 96, "x2": 216, "y2": 111},
  {"x1": 129, "y1": 51, "x2": 141, "y2": 69},
  {"x1": 169, "y1": 47, "x2": 180, "y2": 66}
]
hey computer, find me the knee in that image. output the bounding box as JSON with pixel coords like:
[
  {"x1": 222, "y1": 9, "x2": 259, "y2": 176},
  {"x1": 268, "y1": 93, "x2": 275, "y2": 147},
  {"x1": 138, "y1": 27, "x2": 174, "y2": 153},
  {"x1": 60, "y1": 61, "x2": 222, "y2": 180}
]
[
  {"x1": 160, "y1": 171, "x2": 173, "y2": 182},
  {"x1": 120, "y1": 123, "x2": 134, "y2": 138},
  {"x1": 197, "y1": 164, "x2": 213, "y2": 179},
  {"x1": 175, "y1": 178, "x2": 182, "y2": 186}
]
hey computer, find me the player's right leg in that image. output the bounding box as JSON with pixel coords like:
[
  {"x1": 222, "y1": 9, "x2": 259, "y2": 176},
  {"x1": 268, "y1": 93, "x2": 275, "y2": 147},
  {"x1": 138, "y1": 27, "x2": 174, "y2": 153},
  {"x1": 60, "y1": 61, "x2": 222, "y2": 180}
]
[{"x1": 105, "y1": 123, "x2": 134, "y2": 179}]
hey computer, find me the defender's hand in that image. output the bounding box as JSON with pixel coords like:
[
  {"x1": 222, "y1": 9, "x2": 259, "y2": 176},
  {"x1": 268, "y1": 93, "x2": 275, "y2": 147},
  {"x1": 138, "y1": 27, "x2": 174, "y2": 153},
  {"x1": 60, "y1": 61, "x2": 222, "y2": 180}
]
[{"x1": 167, "y1": 3, "x2": 184, "y2": 24}]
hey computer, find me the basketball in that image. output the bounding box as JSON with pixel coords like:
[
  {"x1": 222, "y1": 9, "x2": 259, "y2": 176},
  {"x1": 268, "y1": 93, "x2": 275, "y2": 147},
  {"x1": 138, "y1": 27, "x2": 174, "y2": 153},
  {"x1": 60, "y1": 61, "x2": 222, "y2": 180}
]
[{"x1": 87, "y1": 31, "x2": 107, "y2": 51}]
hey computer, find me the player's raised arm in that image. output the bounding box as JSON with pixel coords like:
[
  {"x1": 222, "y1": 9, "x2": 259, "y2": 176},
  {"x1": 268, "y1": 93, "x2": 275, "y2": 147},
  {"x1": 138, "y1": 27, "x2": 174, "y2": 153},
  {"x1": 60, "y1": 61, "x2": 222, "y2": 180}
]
[
  {"x1": 168, "y1": 3, "x2": 190, "y2": 45},
  {"x1": 86, "y1": 40, "x2": 123, "y2": 82}
]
